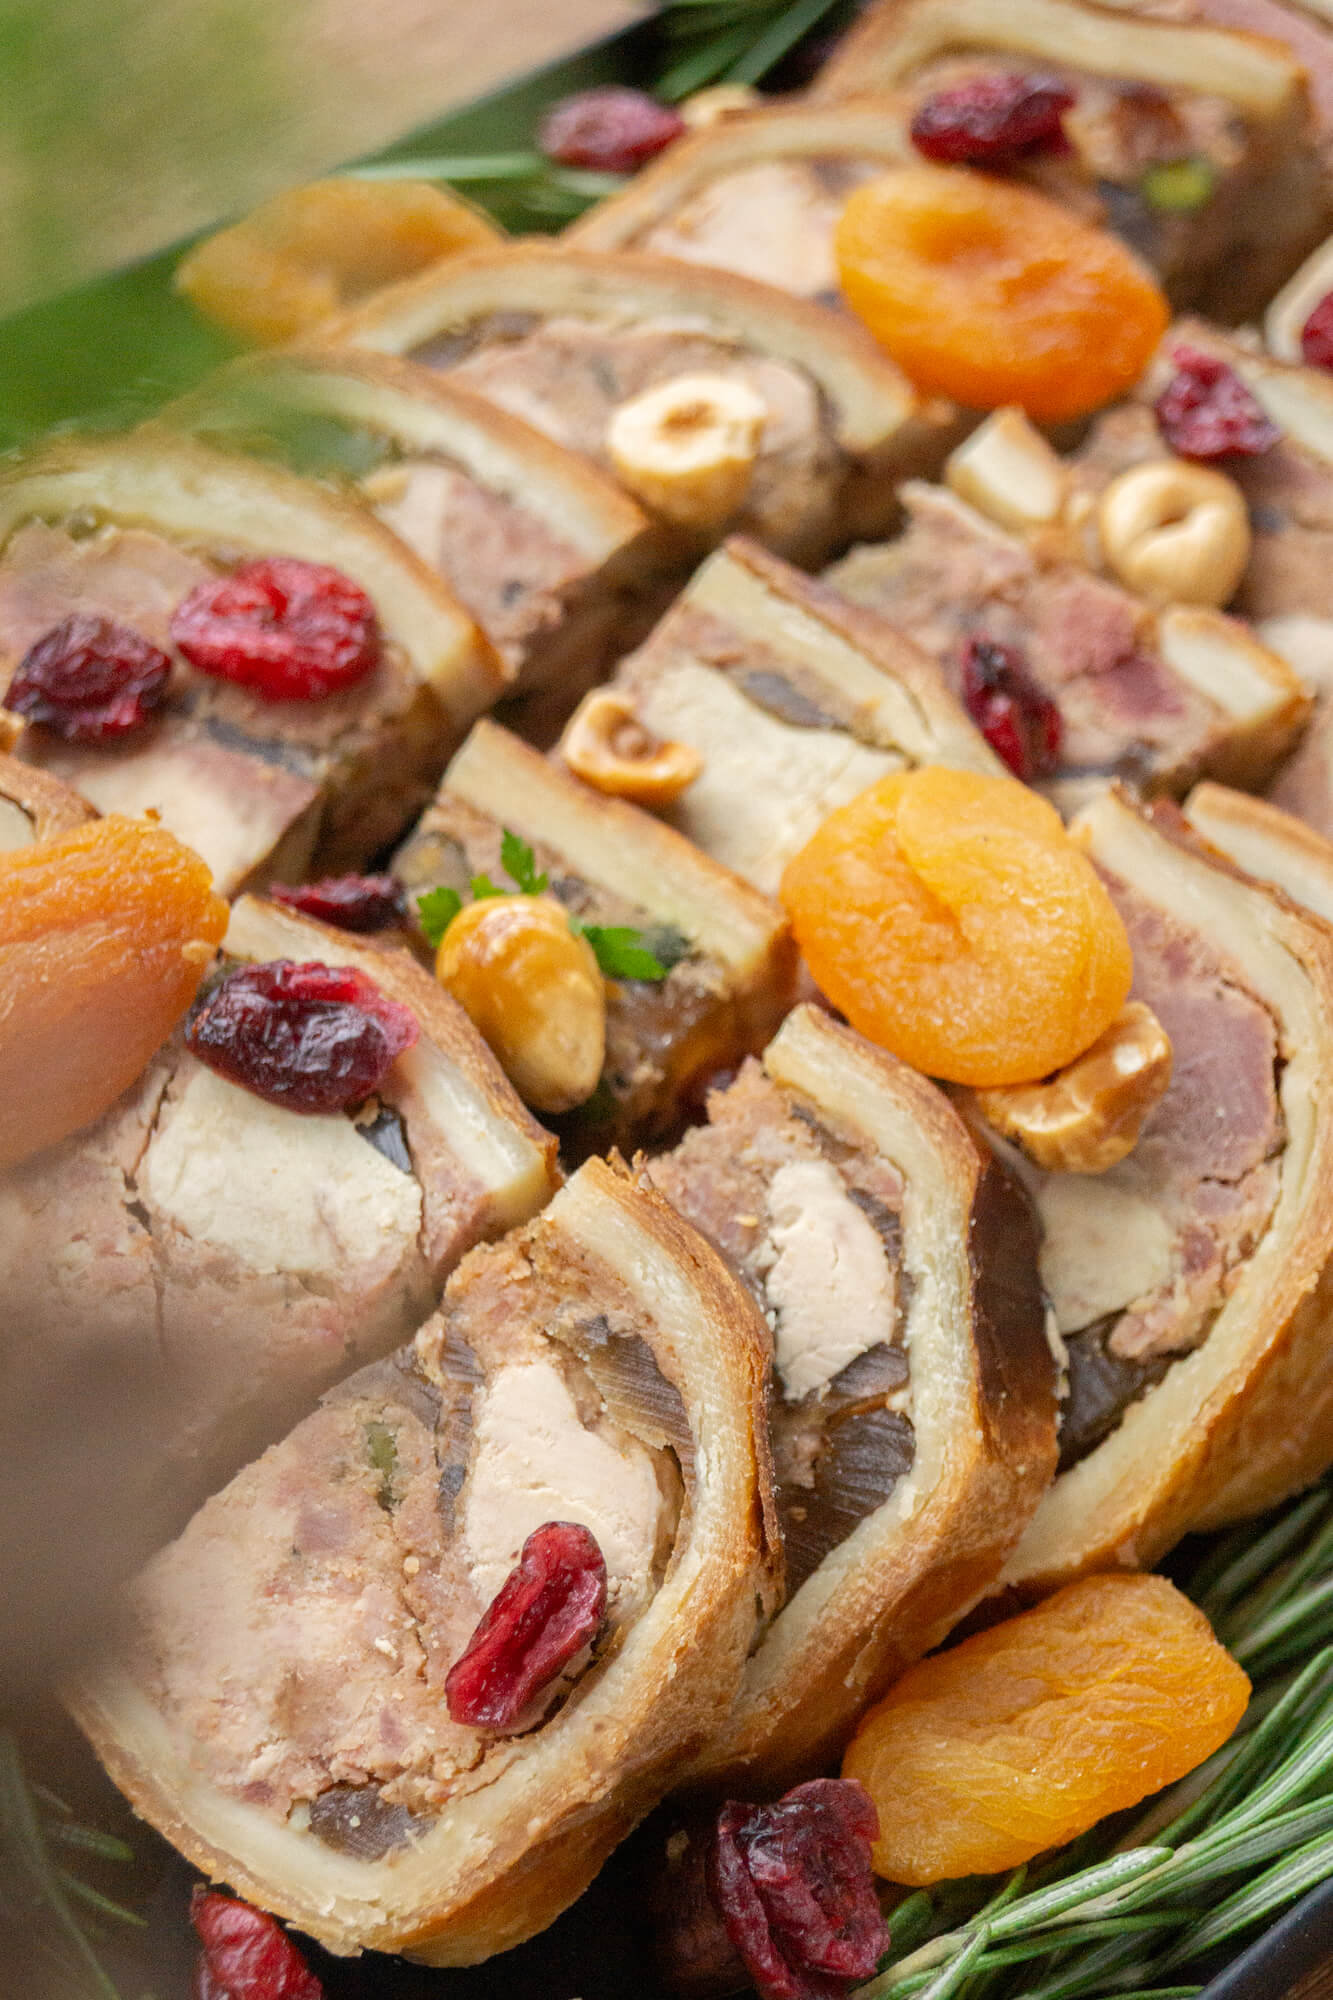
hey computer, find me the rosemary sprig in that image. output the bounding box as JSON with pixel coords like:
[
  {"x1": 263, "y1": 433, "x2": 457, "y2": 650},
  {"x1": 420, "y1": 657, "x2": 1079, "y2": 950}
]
[
  {"x1": 852, "y1": 1477, "x2": 1333, "y2": 2000},
  {"x1": 657, "y1": 0, "x2": 850, "y2": 99},
  {"x1": 0, "y1": 1733, "x2": 137, "y2": 2000}
]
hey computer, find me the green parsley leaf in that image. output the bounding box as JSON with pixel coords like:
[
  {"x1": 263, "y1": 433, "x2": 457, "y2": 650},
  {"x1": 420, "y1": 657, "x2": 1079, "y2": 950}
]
[
  {"x1": 577, "y1": 924, "x2": 668, "y2": 982},
  {"x1": 468, "y1": 873, "x2": 506, "y2": 901},
  {"x1": 500, "y1": 828, "x2": 548, "y2": 897},
  {"x1": 416, "y1": 885, "x2": 462, "y2": 949}
]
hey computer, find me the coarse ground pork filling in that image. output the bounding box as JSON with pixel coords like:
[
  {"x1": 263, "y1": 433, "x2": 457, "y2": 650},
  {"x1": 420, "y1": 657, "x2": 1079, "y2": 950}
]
[
  {"x1": 0, "y1": 518, "x2": 428, "y2": 891},
  {"x1": 393, "y1": 793, "x2": 732, "y2": 1149},
  {"x1": 648, "y1": 1061, "x2": 914, "y2": 1597},
  {"x1": 632, "y1": 157, "x2": 886, "y2": 302},
  {"x1": 1025, "y1": 874, "x2": 1284, "y2": 1472},
  {"x1": 904, "y1": 57, "x2": 1248, "y2": 273},
  {"x1": 358, "y1": 456, "x2": 598, "y2": 674},
  {"x1": 413, "y1": 313, "x2": 844, "y2": 553},
  {"x1": 826, "y1": 484, "x2": 1230, "y2": 797},
  {"x1": 123, "y1": 1230, "x2": 689, "y2": 1853}
]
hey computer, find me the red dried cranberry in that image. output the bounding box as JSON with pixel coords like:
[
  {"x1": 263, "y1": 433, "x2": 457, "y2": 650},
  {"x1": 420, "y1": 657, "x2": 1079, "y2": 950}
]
[
  {"x1": 960, "y1": 637, "x2": 1062, "y2": 782},
  {"x1": 270, "y1": 873, "x2": 407, "y2": 933},
  {"x1": 190, "y1": 1887, "x2": 323, "y2": 2000},
  {"x1": 446, "y1": 1520, "x2": 607, "y2": 1730},
  {"x1": 708, "y1": 1780, "x2": 889, "y2": 2000},
  {"x1": 170, "y1": 558, "x2": 381, "y2": 701},
  {"x1": 539, "y1": 87, "x2": 685, "y2": 174},
  {"x1": 910, "y1": 71, "x2": 1073, "y2": 164},
  {"x1": 1301, "y1": 292, "x2": 1333, "y2": 372},
  {"x1": 5, "y1": 614, "x2": 171, "y2": 741},
  {"x1": 1154, "y1": 346, "x2": 1280, "y2": 460},
  {"x1": 187, "y1": 960, "x2": 417, "y2": 1114}
]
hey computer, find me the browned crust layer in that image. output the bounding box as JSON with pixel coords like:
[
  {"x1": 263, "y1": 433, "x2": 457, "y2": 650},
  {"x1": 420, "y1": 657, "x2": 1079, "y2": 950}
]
[
  {"x1": 1185, "y1": 780, "x2": 1333, "y2": 931},
  {"x1": 568, "y1": 101, "x2": 913, "y2": 254},
  {"x1": 682, "y1": 1006, "x2": 1057, "y2": 1792},
  {"x1": 0, "y1": 750, "x2": 96, "y2": 841},
  {"x1": 812, "y1": 0, "x2": 1309, "y2": 118},
  {"x1": 166, "y1": 347, "x2": 666, "y2": 580},
  {"x1": 67, "y1": 1159, "x2": 780, "y2": 1963},
  {"x1": 1005, "y1": 787, "x2": 1333, "y2": 1591},
  {"x1": 311, "y1": 241, "x2": 926, "y2": 458}
]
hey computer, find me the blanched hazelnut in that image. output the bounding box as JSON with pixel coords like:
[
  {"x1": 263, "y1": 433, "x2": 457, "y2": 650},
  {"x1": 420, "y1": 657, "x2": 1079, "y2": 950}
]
[
  {"x1": 436, "y1": 894, "x2": 605, "y2": 1114},
  {"x1": 559, "y1": 689, "x2": 702, "y2": 806},
  {"x1": 972, "y1": 1002, "x2": 1172, "y2": 1174},
  {"x1": 680, "y1": 84, "x2": 762, "y2": 129},
  {"x1": 1097, "y1": 459, "x2": 1250, "y2": 608},
  {"x1": 606, "y1": 372, "x2": 767, "y2": 531},
  {"x1": 945, "y1": 406, "x2": 1068, "y2": 533}
]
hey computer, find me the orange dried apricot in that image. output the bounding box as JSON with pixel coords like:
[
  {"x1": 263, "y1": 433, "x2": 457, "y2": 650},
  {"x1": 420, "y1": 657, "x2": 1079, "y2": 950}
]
[
  {"x1": 175, "y1": 178, "x2": 501, "y2": 346},
  {"x1": 835, "y1": 167, "x2": 1169, "y2": 422},
  {"x1": 0, "y1": 815, "x2": 227, "y2": 1169},
  {"x1": 780, "y1": 768, "x2": 1131, "y2": 1087},
  {"x1": 844, "y1": 1573, "x2": 1250, "y2": 1885}
]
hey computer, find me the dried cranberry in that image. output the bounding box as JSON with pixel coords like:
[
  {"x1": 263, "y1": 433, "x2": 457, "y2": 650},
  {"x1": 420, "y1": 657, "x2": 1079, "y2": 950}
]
[
  {"x1": 910, "y1": 71, "x2": 1074, "y2": 164},
  {"x1": 190, "y1": 1887, "x2": 323, "y2": 2000},
  {"x1": 270, "y1": 873, "x2": 406, "y2": 933},
  {"x1": 539, "y1": 87, "x2": 685, "y2": 174},
  {"x1": 1154, "y1": 346, "x2": 1280, "y2": 460},
  {"x1": 5, "y1": 614, "x2": 171, "y2": 741},
  {"x1": 187, "y1": 960, "x2": 417, "y2": 1114},
  {"x1": 170, "y1": 558, "x2": 381, "y2": 701},
  {"x1": 446, "y1": 1520, "x2": 607, "y2": 1730},
  {"x1": 960, "y1": 637, "x2": 1062, "y2": 782},
  {"x1": 1301, "y1": 292, "x2": 1333, "y2": 372},
  {"x1": 708, "y1": 1780, "x2": 889, "y2": 2000}
]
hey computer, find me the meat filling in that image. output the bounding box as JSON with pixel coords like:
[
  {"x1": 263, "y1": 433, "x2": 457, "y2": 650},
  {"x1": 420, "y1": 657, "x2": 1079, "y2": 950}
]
[
  {"x1": 1027, "y1": 873, "x2": 1284, "y2": 1469},
  {"x1": 826, "y1": 484, "x2": 1229, "y2": 798},
  {"x1": 415, "y1": 314, "x2": 844, "y2": 555},
  {"x1": 904, "y1": 58, "x2": 1252, "y2": 291},
  {"x1": 632, "y1": 158, "x2": 885, "y2": 301},
  {"x1": 124, "y1": 1237, "x2": 688, "y2": 1843},
  {"x1": 394, "y1": 794, "x2": 731, "y2": 1149},
  {"x1": 648, "y1": 1062, "x2": 914, "y2": 1596},
  {"x1": 0, "y1": 519, "x2": 435, "y2": 891}
]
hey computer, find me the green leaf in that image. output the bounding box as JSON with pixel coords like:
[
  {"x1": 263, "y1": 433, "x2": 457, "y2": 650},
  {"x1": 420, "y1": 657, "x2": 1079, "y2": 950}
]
[
  {"x1": 416, "y1": 885, "x2": 462, "y2": 949},
  {"x1": 578, "y1": 924, "x2": 668, "y2": 981},
  {"x1": 500, "y1": 828, "x2": 548, "y2": 897},
  {"x1": 468, "y1": 873, "x2": 507, "y2": 901}
]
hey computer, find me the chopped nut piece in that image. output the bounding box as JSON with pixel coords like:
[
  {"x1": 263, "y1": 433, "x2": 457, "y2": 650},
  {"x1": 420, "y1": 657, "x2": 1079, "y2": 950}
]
[
  {"x1": 606, "y1": 372, "x2": 767, "y2": 531},
  {"x1": 680, "y1": 83, "x2": 762, "y2": 129},
  {"x1": 945, "y1": 405, "x2": 1067, "y2": 533},
  {"x1": 971, "y1": 1001, "x2": 1172, "y2": 1174},
  {"x1": 559, "y1": 688, "x2": 702, "y2": 807},
  {"x1": 1097, "y1": 459, "x2": 1250, "y2": 608},
  {"x1": 435, "y1": 893, "x2": 606, "y2": 1114}
]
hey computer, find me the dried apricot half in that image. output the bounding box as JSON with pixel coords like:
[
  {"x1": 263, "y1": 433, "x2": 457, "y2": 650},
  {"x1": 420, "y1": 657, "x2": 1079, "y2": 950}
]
[
  {"x1": 780, "y1": 768, "x2": 1131, "y2": 1087},
  {"x1": 175, "y1": 177, "x2": 501, "y2": 346},
  {"x1": 0, "y1": 815, "x2": 227, "y2": 1169},
  {"x1": 844, "y1": 1573, "x2": 1250, "y2": 1885},
  {"x1": 835, "y1": 167, "x2": 1169, "y2": 422}
]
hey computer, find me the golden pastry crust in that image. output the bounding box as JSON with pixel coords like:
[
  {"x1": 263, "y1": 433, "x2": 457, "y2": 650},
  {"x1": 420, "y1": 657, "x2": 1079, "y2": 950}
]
[
  {"x1": 67, "y1": 1159, "x2": 781, "y2": 1964},
  {"x1": 1186, "y1": 780, "x2": 1333, "y2": 930},
  {"x1": 1004, "y1": 787, "x2": 1333, "y2": 1591},
  {"x1": 682, "y1": 1005, "x2": 1058, "y2": 1792}
]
